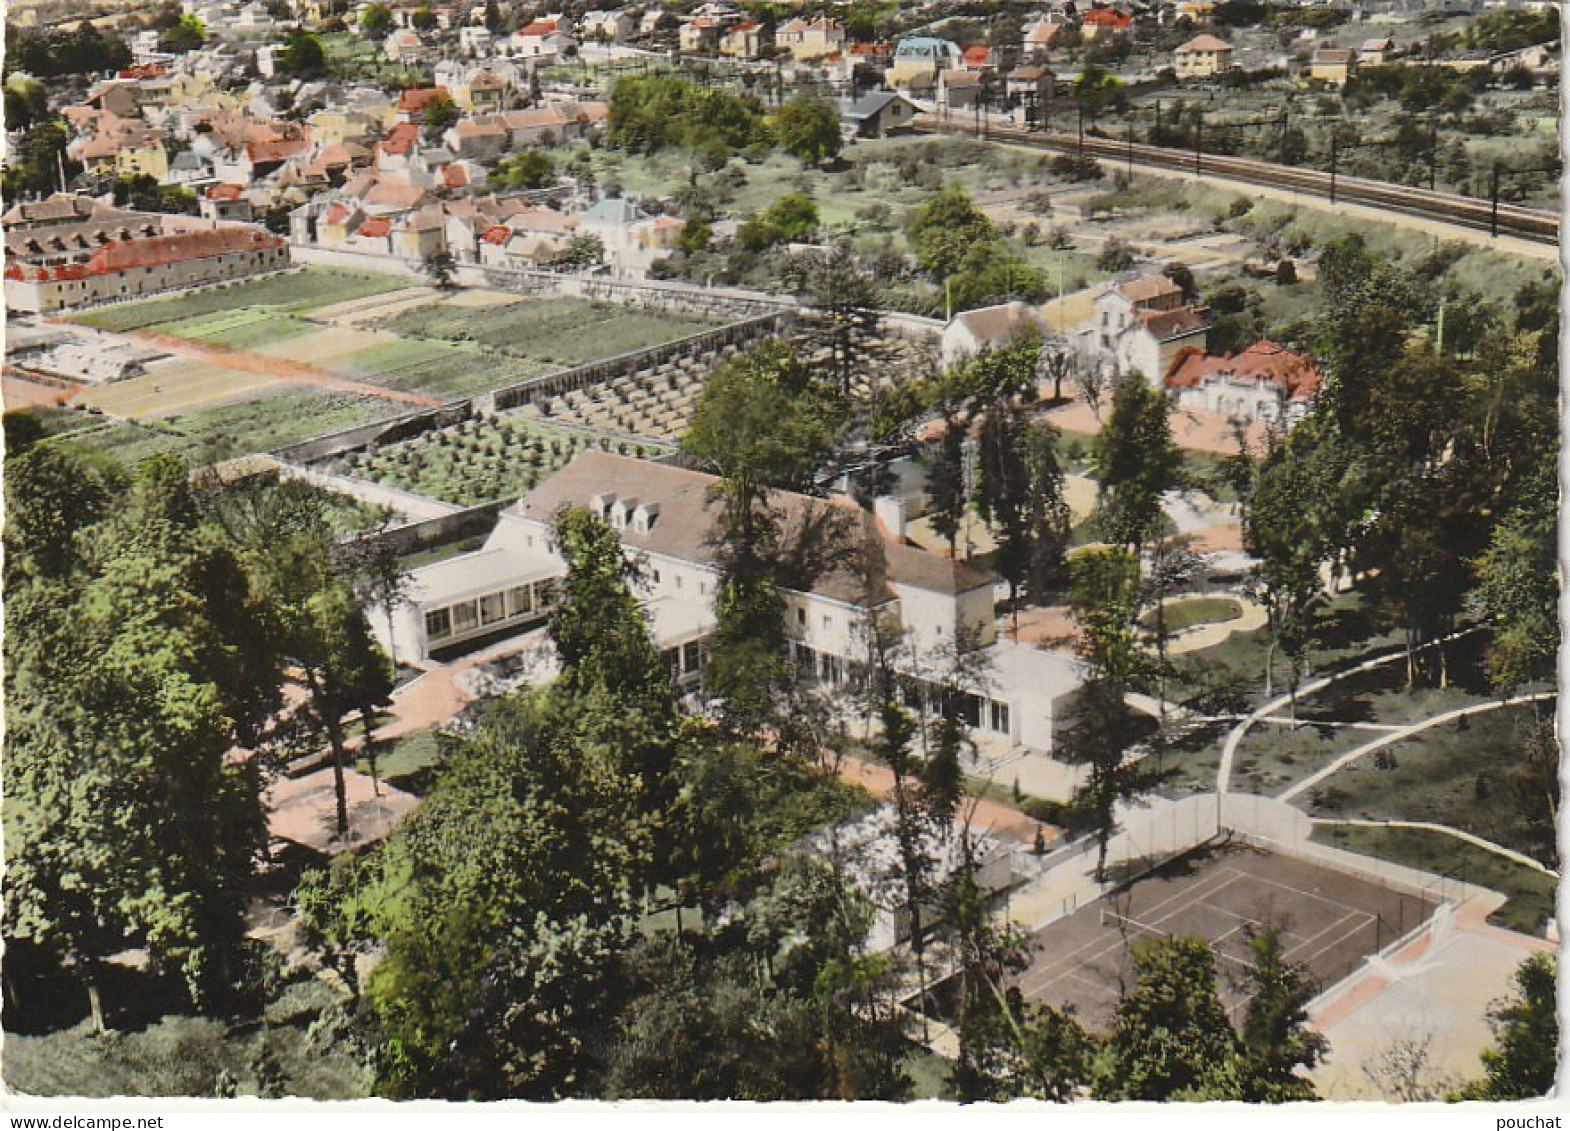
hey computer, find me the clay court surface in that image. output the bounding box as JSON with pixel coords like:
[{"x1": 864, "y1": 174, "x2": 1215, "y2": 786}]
[{"x1": 1012, "y1": 845, "x2": 1437, "y2": 1029}]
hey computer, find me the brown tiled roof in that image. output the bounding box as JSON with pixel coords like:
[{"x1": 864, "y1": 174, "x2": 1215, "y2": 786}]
[
  {"x1": 363, "y1": 179, "x2": 430, "y2": 209},
  {"x1": 90, "y1": 226, "x2": 282, "y2": 273},
  {"x1": 1137, "y1": 305, "x2": 1210, "y2": 342},
  {"x1": 1165, "y1": 340, "x2": 1322, "y2": 399},
  {"x1": 1178, "y1": 34, "x2": 1231, "y2": 53},
  {"x1": 1114, "y1": 274, "x2": 1183, "y2": 304},
  {"x1": 953, "y1": 301, "x2": 1044, "y2": 347},
  {"x1": 514, "y1": 452, "x2": 996, "y2": 603}
]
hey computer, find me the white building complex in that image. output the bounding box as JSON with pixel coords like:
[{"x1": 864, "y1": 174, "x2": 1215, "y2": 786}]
[{"x1": 375, "y1": 451, "x2": 1085, "y2": 753}]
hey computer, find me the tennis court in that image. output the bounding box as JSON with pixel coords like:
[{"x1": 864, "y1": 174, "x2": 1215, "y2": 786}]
[{"x1": 1013, "y1": 845, "x2": 1438, "y2": 1029}]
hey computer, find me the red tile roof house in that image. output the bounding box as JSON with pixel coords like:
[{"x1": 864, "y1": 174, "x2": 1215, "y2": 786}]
[
  {"x1": 1081, "y1": 7, "x2": 1133, "y2": 40},
  {"x1": 1165, "y1": 340, "x2": 1323, "y2": 424},
  {"x1": 4, "y1": 216, "x2": 288, "y2": 314},
  {"x1": 395, "y1": 84, "x2": 452, "y2": 123}
]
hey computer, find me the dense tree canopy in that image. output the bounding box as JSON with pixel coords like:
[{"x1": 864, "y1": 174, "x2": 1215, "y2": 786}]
[
  {"x1": 5, "y1": 446, "x2": 283, "y2": 1024},
  {"x1": 608, "y1": 75, "x2": 768, "y2": 156}
]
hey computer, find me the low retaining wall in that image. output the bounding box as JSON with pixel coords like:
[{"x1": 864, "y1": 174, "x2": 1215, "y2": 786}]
[
  {"x1": 337, "y1": 501, "x2": 508, "y2": 559},
  {"x1": 272, "y1": 401, "x2": 475, "y2": 466},
  {"x1": 288, "y1": 244, "x2": 426, "y2": 279}
]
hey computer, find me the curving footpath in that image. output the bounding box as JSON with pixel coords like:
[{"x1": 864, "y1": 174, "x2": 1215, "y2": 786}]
[
  {"x1": 1276, "y1": 690, "x2": 1556, "y2": 805},
  {"x1": 1216, "y1": 627, "x2": 1479, "y2": 795}
]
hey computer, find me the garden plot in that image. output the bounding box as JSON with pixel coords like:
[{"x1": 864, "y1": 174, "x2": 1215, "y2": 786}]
[
  {"x1": 69, "y1": 387, "x2": 401, "y2": 467},
  {"x1": 337, "y1": 338, "x2": 546, "y2": 399},
  {"x1": 74, "y1": 355, "x2": 284, "y2": 419},
  {"x1": 338, "y1": 414, "x2": 666, "y2": 507},
  {"x1": 71, "y1": 267, "x2": 413, "y2": 333},
  {"x1": 379, "y1": 297, "x2": 723, "y2": 368},
  {"x1": 146, "y1": 309, "x2": 319, "y2": 351}
]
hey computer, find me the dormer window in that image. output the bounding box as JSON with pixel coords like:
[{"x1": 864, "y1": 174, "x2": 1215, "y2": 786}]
[
  {"x1": 589, "y1": 492, "x2": 615, "y2": 523},
  {"x1": 632, "y1": 502, "x2": 659, "y2": 534},
  {"x1": 610, "y1": 496, "x2": 638, "y2": 531}
]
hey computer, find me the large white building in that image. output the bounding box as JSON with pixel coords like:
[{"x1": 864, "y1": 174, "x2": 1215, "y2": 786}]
[{"x1": 375, "y1": 451, "x2": 1085, "y2": 753}]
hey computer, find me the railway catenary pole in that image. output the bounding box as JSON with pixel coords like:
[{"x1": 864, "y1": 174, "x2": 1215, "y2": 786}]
[
  {"x1": 1077, "y1": 103, "x2": 1085, "y2": 157},
  {"x1": 1490, "y1": 161, "x2": 1501, "y2": 237},
  {"x1": 1193, "y1": 110, "x2": 1202, "y2": 176},
  {"x1": 1328, "y1": 129, "x2": 1339, "y2": 205}
]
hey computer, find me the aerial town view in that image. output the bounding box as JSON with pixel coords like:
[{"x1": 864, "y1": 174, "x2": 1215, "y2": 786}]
[{"x1": 0, "y1": 0, "x2": 1560, "y2": 1108}]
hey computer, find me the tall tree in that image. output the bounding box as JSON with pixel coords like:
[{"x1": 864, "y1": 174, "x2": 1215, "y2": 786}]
[
  {"x1": 684, "y1": 341, "x2": 838, "y2": 736},
  {"x1": 976, "y1": 401, "x2": 1033, "y2": 630},
  {"x1": 5, "y1": 452, "x2": 282, "y2": 1025},
  {"x1": 1091, "y1": 378, "x2": 1180, "y2": 551},
  {"x1": 788, "y1": 243, "x2": 885, "y2": 397},
  {"x1": 925, "y1": 408, "x2": 968, "y2": 558},
  {"x1": 946, "y1": 845, "x2": 1094, "y2": 1100},
  {"x1": 1235, "y1": 927, "x2": 1328, "y2": 1101},
  {"x1": 770, "y1": 96, "x2": 843, "y2": 166},
  {"x1": 1096, "y1": 936, "x2": 1241, "y2": 1100}
]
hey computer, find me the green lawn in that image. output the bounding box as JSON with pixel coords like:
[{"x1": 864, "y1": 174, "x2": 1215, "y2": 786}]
[
  {"x1": 144, "y1": 310, "x2": 321, "y2": 351},
  {"x1": 72, "y1": 268, "x2": 414, "y2": 333},
  {"x1": 1302, "y1": 701, "x2": 1555, "y2": 868},
  {"x1": 1310, "y1": 823, "x2": 1556, "y2": 936},
  {"x1": 340, "y1": 338, "x2": 547, "y2": 399},
  {"x1": 1140, "y1": 596, "x2": 1243, "y2": 633},
  {"x1": 358, "y1": 729, "x2": 447, "y2": 795}
]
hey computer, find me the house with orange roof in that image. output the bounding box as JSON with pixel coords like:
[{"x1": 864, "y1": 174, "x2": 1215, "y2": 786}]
[
  {"x1": 510, "y1": 19, "x2": 573, "y2": 59},
  {"x1": 4, "y1": 197, "x2": 288, "y2": 313},
  {"x1": 960, "y1": 44, "x2": 994, "y2": 71},
  {"x1": 1022, "y1": 17, "x2": 1066, "y2": 56},
  {"x1": 395, "y1": 84, "x2": 453, "y2": 122},
  {"x1": 1080, "y1": 7, "x2": 1133, "y2": 41},
  {"x1": 383, "y1": 28, "x2": 429, "y2": 63},
  {"x1": 199, "y1": 182, "x2": 254, "y2": 222},
  {"x1": 679, "y1": 15, "x2": 722, "y2": 53},
  {"x1": 1165, "y1": 340, "x2": 1322, "y2": 423}
]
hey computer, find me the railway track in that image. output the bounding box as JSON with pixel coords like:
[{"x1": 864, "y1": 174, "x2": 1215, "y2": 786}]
[{"x1": 915, "y1": 117, "x2": 1560, "y2": 246}]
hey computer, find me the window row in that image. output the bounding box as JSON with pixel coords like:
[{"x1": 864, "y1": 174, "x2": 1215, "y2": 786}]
[{"x1": 424, "y1": 578, "x2": 559, "y2": 644}]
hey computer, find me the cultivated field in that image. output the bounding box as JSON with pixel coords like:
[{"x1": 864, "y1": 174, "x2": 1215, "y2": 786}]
[
  {"x1": 339, "y1": 415, "x2": 664, "y2": 507},
  {"x1": 46, "y1": 273, "x2": 737, "y2": 464}
]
